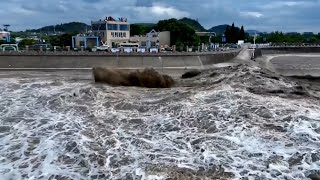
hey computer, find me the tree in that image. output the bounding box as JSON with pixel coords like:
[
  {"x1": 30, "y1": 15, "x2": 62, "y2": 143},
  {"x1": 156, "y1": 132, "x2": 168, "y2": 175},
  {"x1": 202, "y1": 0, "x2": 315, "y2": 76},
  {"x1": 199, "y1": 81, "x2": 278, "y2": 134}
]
[
  {"x1": 224, "y1": 26, "x2": 230, "y2": 43},
  {"x1": 224, "y1": 23, "x2": 242, "y2": 43},
  {"x1": 155, "y1": 18, "x2": 199, "y2": 47},
  {"x1": 19, "y1": 38, "x2": 36, "y2": 47},
  {"x1": 0, "y1": 38, "x2": 16, "y2": 45},
  {"x1": 230, "y1": 23, "x2": 236, "y2": 43},
  {"x1": 239, "y1": 26, "x2": 245, "y2": 40},
  {"x1": 130, "y1": 24, "x2": 154, "y2": 36}
]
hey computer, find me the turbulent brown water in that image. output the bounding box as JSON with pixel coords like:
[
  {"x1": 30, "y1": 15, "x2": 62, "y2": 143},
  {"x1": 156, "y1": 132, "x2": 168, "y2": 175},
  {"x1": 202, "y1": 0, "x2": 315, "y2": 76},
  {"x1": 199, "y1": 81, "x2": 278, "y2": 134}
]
[{"x1": 0, "y1": 65, "x2": 320, "y2": 180}]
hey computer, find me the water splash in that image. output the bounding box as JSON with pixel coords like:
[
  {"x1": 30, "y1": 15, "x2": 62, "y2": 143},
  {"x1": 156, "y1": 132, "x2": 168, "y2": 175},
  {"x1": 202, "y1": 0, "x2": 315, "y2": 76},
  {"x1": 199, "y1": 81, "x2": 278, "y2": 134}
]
[{"x1": 0, "y1": 70, "x2": 319, "y2": 180}]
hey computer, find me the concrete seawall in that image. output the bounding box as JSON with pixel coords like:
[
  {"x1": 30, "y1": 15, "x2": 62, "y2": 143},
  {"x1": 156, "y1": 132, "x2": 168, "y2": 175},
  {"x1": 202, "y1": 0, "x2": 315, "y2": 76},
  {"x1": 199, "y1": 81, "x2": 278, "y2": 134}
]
[
  {"x1": 256, "y1": 47, "x2": 320, "y2": 77},
  {"x1": 260, "y1": 46, "x2": 320, "y2": 54},
  {"x1": 0, "y1": 50, "x2": 240, "y2": 69}
]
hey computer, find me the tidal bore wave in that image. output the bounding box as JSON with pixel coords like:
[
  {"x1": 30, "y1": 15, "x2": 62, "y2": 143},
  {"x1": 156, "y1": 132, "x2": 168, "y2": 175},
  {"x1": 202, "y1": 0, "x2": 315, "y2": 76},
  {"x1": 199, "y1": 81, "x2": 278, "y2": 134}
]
[{"x1": 0, "y1": 65, "x2": 319, "y2": 180}]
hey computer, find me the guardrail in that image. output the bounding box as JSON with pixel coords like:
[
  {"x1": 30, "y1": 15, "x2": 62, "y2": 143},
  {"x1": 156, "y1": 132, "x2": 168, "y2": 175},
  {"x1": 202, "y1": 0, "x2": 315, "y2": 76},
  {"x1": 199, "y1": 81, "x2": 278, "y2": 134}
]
[
  {"x1": 255, "y1": 44, "x2": 320, "y2": 48},
  {"x1": 0, "y1": 47, "x2": 241, "y2": 56}
]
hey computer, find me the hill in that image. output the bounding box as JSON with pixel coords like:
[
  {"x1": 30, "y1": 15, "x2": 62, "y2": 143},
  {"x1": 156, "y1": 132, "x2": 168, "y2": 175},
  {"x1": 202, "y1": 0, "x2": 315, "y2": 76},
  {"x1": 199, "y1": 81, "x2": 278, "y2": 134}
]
[
  {"x1": 26, "y1": 22, "x2": 90, "y2": 33},
  {"x1": 178, "y1": 18, "x2": 206, "y2": 32},
  {"x1": 208, "y1": 24, "x2": 229, "y2": 35},
  {"x1": 132, "y1": 23, "x2": 156, "y2": 27},
  {"x1": 246, "y1": 30, "x2": 261, "y2": 35},
  {"x1": 130, "y1": 23, "x2": 156, "y2": 36}
]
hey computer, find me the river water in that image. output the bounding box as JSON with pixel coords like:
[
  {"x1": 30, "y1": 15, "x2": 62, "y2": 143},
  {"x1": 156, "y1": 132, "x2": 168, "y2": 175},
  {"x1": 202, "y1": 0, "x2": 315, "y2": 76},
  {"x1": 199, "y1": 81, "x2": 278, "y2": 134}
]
[{"x1": 0, "y1": 66, "x2": 319, "y2": 180}]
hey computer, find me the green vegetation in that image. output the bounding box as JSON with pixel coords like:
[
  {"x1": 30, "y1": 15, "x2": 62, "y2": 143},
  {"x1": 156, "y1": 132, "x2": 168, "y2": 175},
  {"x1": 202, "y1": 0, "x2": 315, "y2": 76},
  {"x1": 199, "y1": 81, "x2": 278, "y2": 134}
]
[
  {"x1": 255, "y1": 32, "x2": 319, "y2": 44},
  {"x1": 18, "y1": 38, "x2": 36, "y2": 47},
  {"x1": 0, "y1": 39, "x2": 16, "y2": 45},
  {"x1": 26, "y1": 22, "x2": 89, "y2": 33},
  {"x1": 130, "y1": 23, "x2": 155, "y2": 36},
  {"x1": 224, "y1": 23, "x2": 247, "y2": 43},
  {"x1": 44, "y1": 32, "x2": 78, "y2": 47},
  {"x1": 208, "y1": 25, "x2": 229, "y2": 35},
  {"x1": 178, "y1": 18, "x2": 206, "y2": 32},
  {"x1": 130, "y1": 18, "x2": 201, "y2": 49},
  {"x1": 155, "y1": 18, "x2": 200, "y2": 48}
]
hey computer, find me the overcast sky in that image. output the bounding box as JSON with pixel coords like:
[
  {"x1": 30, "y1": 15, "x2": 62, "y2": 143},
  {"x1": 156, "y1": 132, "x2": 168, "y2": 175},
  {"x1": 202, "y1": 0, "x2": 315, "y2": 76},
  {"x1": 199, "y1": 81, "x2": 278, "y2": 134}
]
[{"x1": 2, "y1": 0, "x2": 320, "y2": 32}]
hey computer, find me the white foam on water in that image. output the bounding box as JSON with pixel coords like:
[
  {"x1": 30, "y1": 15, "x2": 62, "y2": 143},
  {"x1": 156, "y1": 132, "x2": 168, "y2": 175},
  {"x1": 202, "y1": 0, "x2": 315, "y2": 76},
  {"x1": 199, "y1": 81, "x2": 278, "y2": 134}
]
[{"x1": 0, "y1": 72, "x2": 319, "y2": 179}]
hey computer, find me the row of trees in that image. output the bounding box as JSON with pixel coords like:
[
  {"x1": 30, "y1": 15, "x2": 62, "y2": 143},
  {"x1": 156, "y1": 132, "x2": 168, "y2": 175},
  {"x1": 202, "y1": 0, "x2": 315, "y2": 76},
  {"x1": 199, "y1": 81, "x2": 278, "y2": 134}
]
[
  {"x1": 224, "y1": 23, "x2": 246, "y2": 43},
  {"x1": 155, "y1": 19, "x2": 200, "y2": 47},
  {"x1": 131, "y1": 19, "x2": 200, "y2": 50},
  {"x1": 131, "y1": 20, "x2": 248, "y2": 48},
  {"x1": 0, "y1": 32, "x2": 77, "y2": 47},
  {"x1": 255, "y1": 31, "x2": 320, "y2": 44}
]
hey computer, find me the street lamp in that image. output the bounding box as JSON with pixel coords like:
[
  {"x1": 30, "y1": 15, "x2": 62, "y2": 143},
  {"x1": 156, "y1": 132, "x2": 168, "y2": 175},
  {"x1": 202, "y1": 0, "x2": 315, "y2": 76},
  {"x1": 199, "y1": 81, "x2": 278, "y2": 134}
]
[{"x1": 208, "y1": 32, "x2": 216, "y2": 51}]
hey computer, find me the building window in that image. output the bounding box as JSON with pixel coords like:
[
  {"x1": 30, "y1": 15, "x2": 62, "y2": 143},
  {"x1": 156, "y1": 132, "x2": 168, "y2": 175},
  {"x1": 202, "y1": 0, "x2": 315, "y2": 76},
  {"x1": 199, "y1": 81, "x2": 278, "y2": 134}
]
[
  {"x1": 123, "y1": 32, "x2": 126, "y2": 37},
  {"x1": 92, "y1": 23, "x2": 106, "y2": 30},
  {"x1": 111, "y1": 32, "x2": 114, "y2": 37},
  {"x1": 107, "y1": 24, "x2": 118, "y2": 30},
  {"x1": 100, "y1": 24, "x2": 106, "y2": 30},
  {"x1": 151, "y1": 42, "x2": 156, "y2": 47},
  {"x1": 119, "y1": 24, "x2": 129, "y2": 31},
  {"x1": 141, "y1": 41, "x2": 147, "y2": 47},
  {"x1": 92, "y1": 24, "x2": 99, "y2": 30}
]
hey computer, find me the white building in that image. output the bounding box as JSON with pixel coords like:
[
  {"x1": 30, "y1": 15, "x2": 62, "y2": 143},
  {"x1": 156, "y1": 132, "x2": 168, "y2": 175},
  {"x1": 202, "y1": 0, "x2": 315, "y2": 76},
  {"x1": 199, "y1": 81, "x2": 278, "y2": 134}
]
[
  {"x1": 0, "y1": 30, "x2": 10, "y2": 41},
  {"x1": 91, "y1": 16, "x2": 130, "y2": 48},
  {"x1": 129, "y1": 31, "x2": 171, "y2": 48}
]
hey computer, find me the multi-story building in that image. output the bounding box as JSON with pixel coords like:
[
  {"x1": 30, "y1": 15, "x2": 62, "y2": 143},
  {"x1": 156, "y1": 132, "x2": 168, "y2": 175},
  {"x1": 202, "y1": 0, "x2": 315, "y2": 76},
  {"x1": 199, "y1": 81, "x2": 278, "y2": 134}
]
[
  {"x1": 0, "y1": 30, "x2": 10, "y2": 41},
  {"x1": 91, "y1": 16, "x2": 130, "y2": 47},
  {"x1": 129, "y1": 30, "x2": 171, "y2": 49}
]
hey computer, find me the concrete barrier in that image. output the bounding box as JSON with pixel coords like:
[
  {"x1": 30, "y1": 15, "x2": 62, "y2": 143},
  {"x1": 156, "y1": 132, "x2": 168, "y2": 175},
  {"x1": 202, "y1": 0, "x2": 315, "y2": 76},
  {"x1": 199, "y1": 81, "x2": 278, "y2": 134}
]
[
  {"x1": 256, "y1": 46, "x2": 320, "y2": 77},
  {"x1": 0, "y1": 50, "x2": 241, "y2": 69},
  {"x1": 260, "y1": 46, "x2": 320, "y2": 54}
]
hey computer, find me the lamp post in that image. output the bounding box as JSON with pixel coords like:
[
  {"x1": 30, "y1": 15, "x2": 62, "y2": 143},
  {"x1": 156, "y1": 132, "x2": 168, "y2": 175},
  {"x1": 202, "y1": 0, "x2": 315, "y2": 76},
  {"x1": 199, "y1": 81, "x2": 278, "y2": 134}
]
[
  {"x1": 212, "y1": 34, "x2": 216, "y2": 51},
  {"x1": 208, "y1": 32, "x2": 216, "y2": 51}
]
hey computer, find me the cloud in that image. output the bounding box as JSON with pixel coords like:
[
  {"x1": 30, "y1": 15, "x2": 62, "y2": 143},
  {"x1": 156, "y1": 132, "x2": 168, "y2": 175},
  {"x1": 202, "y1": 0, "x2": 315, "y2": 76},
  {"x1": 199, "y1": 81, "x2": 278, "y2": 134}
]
[
  {"x1": 132, "y1": 4, "x2": 190, "y2": 20},
  {"x1": 240, "y1": 11, "x2": 263, "y2": 18},
  {"x1": 2, "y1": 0, "x2": 320, "y2": 33}
]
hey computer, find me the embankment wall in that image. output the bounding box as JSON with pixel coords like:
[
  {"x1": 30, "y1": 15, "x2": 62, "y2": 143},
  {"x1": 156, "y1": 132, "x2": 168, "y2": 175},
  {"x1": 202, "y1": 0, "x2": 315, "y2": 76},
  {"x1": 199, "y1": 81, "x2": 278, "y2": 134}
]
[{"x1": 0, "y1": 50, "x2": 240, "y2": 69}]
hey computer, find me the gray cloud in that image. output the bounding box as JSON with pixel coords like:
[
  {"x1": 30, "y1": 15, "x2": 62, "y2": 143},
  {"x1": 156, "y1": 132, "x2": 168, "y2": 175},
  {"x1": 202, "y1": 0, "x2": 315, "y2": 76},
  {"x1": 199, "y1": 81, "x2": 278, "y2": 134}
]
[{"x1": 2, "y1": 0, "x2": 320, "y2": 32}]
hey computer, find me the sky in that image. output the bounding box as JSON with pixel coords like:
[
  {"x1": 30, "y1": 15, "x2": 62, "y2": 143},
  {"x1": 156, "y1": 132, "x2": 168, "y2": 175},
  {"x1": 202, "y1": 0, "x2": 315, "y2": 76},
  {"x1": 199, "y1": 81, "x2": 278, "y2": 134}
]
[{"x1": 2, "y1": 0, "x2": 320, "y2": 32}]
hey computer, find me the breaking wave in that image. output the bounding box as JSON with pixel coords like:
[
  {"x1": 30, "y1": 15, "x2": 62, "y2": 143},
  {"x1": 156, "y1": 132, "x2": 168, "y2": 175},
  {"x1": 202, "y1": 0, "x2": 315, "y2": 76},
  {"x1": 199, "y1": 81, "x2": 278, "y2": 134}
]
[{"x1": 0, "y1": 66, "x2": 319, "y2": 180}]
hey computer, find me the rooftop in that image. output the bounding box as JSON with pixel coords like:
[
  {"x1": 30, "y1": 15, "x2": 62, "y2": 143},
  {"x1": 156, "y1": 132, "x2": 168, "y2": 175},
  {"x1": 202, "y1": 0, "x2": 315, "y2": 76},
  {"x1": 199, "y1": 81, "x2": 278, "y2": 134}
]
[{"x1": 92, "y1": 16, "x2": 128, "y2": 24}]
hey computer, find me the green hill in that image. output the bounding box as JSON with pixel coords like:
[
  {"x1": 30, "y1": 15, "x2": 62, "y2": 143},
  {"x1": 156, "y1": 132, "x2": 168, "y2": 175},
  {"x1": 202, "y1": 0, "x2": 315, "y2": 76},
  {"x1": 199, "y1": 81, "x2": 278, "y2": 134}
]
[
  {"x1": 208, "y1": 24, "x2": 229, "y2": 35},
  {"x1": 26, "y1": 22, "x2": 90, "y2": 33},
  {"x1": 178, "y1": 18, "x2": 206, "y2": 32},
  {"x1": 130, "y1": 23, "x2": 156, "y2": 36}
]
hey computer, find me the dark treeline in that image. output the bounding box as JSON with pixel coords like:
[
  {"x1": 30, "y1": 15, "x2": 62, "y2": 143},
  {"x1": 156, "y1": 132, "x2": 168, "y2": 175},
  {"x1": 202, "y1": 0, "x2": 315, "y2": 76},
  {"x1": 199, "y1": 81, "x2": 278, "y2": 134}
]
[
  {"x1": 224, "y1": 23, "x2": 246, "y2": 43},
  {"x1": 254, "y1": 31, "x2": 320, "y2": 44}
]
